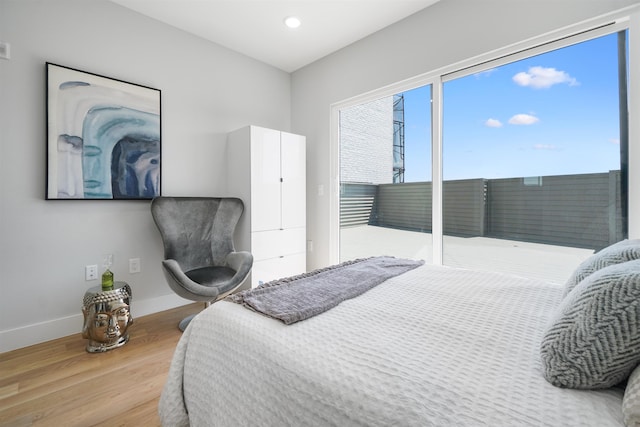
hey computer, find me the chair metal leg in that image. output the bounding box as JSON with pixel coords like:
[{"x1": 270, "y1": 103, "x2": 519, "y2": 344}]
[{"x1": 178, "y1": 314, "x2": 197, "y2": 332}]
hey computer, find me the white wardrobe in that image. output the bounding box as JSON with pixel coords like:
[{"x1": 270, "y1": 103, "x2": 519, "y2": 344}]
[{"x1": 227, "y1": 125, "x2": 306, "y2": 288}]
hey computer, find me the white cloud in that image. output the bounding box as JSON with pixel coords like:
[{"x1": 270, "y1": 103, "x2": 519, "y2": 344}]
[
  {"x1": 475, "y1": 68, "x2": 497, "y2": 78},
  {"x1": 512, "y1": 66, "x2": 578, "y2": 89},
  {"x1": 610, "y1": 138, "x2": 620, "y2": 145},
  {"x1": 508, "y1": 114, "x2": 540, "y2": 125},
  {"x1": 533, "y1": 144, "x2": 558, "y2": 150},
  {"x1": 485, "y1": 118, "x2": 503, "y2": 128}
]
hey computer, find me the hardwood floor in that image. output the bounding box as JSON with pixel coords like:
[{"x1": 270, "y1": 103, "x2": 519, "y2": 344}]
[{"x1": 0, "y1": 303, "x2": 202, "y2": 427}]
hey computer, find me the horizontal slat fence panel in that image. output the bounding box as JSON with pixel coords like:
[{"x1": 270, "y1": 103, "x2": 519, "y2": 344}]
[
  {"x1": 340, "y1": 171, "x2": 623, "y2": 250},
  {"x1": 442, "y1": 179, "x2": 487, "y2": 236},
  {"x1": 373, "y1": 182, "x2": 432, "y2": 231},
  {"x1": 486, "y1": 171, "x2": 623, "y2": 250},
  {"x1": 341, "y1": 197, "x2": 375, "y2": 227},
  {"x1": 369, "y1": 180, "x2": 487, "y2": 236},
  {"x1": 340, "y1": 183, "x2": 377, "y2": 227}
]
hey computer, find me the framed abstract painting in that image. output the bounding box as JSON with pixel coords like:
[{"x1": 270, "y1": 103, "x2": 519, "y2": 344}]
[{"x1": 46, "y1": 62, "x2": 161, "y2": 200}]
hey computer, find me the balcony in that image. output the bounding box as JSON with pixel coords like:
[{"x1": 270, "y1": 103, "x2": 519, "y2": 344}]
[
  {"x1": 340, "y1": 171, "x2": 625, "y2": 284},
  {"x1": 340, "y1": 225, "x2": 594, "y2": 284}
]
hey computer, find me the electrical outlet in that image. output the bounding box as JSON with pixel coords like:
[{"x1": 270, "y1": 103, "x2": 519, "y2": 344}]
[
  {"x1": 129, "y1": 258, "x2": 141, "y2": 274},
  {"x1": 85, "y1": 265, "x2": 98, "y2": 281}
]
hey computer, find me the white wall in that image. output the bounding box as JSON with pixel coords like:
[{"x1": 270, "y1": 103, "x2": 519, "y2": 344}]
[
  {"x1": 0, "y1": 0, "x2": 291, "y2": 352},
  {"x1": 2, "y1": 0, "x2": 640, "y2": 353},
  {"x1": 291, "y1": 0, "x2": 640, "y2": 271},
  {"x1": 340, "y1": 97, "x2": 393, "y2": 185}
]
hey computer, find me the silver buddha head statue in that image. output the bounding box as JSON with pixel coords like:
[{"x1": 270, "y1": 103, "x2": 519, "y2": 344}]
[{"x1": 82, "y1": 284, "x2": 133, "y2": 353}]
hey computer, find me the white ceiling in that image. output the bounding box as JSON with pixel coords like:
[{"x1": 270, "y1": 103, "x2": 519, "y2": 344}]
[{"x1": 110, "y1": 0, "x2": 440, "y2": 72}]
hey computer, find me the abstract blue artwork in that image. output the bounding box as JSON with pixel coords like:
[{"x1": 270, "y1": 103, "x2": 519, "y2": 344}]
[{"x1": 46, "y1": 63, "x2": 161, "y2": 199}]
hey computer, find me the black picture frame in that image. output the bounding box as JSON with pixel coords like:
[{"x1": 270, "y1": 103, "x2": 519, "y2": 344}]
[{"x1": 46, "y1": 62, "x2": 161, "y2": 200}]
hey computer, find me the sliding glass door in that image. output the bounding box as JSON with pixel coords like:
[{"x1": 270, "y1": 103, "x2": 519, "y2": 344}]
[
  {"x1": 335, "y1": 25, "x2": 630, "y2": 284},
  {"x1": 339, "y1": 85, "x2": 433, "y2": 262},
  {"x1": 441, "y1": 31, "x2": 628, "y2": 282}
]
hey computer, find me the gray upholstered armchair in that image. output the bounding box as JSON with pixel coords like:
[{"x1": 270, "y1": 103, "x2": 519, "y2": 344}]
[{"x1": 150, "y1": 197, "x2": 253, "y2": 331}]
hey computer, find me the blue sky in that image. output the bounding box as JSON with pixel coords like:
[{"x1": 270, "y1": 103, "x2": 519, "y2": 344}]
[{"x1": 401, "y1": 31, "x2": 625, "y2": 182}]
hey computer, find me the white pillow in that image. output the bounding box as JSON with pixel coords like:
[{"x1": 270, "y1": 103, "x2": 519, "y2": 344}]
[
  {"x1": 541, "y1": 259, "x2": 640, "y2": 389},
  {"x1": 563, "y1": 239, "x2": 640, "y2": 298}
]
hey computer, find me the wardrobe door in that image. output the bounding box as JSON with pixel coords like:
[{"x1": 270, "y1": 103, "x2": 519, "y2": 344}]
[
  {"x1": 250, "y1": 126, "x2": 282, "y2": 232},
  {"x1": 280, "y1": 131, "x2": 306, "y2": 230}
]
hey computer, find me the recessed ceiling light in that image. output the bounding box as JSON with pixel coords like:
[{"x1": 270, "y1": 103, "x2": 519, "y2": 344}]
[{"x1": 284, "y1": 16, "x2": 301, "y2": 29}]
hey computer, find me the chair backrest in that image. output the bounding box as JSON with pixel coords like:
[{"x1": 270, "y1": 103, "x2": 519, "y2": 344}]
[{"x1": 150, "y1": 197, "x2": 244, "y2": 271}]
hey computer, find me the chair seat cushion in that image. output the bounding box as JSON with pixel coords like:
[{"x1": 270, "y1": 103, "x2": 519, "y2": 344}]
[{"x1": 186, "y1": 266, "x2": 237, "y2": 291}]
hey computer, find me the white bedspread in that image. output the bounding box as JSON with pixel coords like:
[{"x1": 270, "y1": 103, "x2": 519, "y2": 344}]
[{"x1": 159, "y1": 264, "x2": 625, "y2": 426}]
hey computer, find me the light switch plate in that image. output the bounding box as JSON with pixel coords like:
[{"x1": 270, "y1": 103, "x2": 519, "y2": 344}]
[
  {"x1": 129, "y1": 258, "x2": 141, "y2": 274},
  {"x1": 0, "y1": 42, "x2": 10, "y2": 60}
]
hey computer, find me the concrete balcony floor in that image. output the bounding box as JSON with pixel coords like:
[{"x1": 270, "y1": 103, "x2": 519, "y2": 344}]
[{"x1": 339, "y1": 225, "x2": 595, "y2": 284}]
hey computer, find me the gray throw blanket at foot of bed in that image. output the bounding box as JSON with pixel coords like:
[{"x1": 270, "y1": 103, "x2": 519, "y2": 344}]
[{"x1": 226, "y1": 256, "x2": 424, "y2": 324}]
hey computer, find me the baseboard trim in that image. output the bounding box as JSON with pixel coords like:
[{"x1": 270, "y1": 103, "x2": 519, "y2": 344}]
[{"x1": 0, "y1": 293, "x2": 191, "y2": 354}]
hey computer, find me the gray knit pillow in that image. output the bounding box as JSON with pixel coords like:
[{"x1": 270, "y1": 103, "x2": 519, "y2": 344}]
[
  {"x1": 563, "y1": 239, "x2": 640, "y2": 298},
  {"x1": 541, "y1": 259, "x2": 640, "y2": 389}
]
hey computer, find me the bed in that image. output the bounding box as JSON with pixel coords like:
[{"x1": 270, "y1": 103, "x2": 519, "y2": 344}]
[{"x1": 159, "y1": 244, "x2": 640, "y2": 427}]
